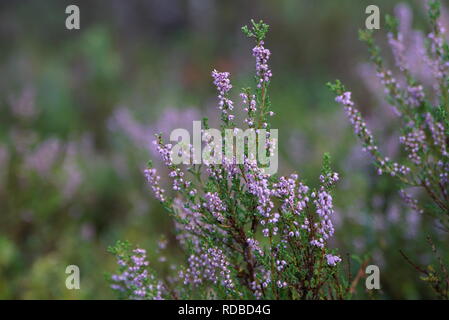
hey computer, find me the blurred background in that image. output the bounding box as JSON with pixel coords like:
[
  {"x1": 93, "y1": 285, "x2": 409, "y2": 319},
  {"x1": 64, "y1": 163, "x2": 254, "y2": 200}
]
[{"x1": 0, "y1": 0, "x2": 446, "y2": 299}]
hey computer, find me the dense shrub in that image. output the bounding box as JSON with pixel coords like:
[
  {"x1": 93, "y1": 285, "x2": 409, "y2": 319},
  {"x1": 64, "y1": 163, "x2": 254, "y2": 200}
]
[{"x1": 109, "y1": 20, "x2": 349, "y2": 300}]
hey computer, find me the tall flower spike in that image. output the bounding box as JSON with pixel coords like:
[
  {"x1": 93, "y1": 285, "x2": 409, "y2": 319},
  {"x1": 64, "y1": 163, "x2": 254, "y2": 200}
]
[
  {"x1": 144, "y1": 167, "x2": 166, "y2": 202},
  {"x1": 334, "y1": 90, "x2": 410, "y2": 178},
  {"x1": 211, "y1": 69, "x2": 235, "y2": 122},
  {"x1": 252, "y1": 41, "x2": 272, "y2": 87}
]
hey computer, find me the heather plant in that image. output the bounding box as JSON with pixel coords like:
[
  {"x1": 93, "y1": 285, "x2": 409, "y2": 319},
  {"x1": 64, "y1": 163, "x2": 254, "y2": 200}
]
[
  {"x1": 109, "y1": 20, "x2": 350, "y2": 300},
  {"x1": 329, "y1": 0, "x2": 449, "y2": 298}
]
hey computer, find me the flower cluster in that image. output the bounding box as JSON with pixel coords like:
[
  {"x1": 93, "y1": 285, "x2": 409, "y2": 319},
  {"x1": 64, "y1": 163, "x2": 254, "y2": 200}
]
[
  {"x1": 143, "y1": 168, "x2": 166, "y2": 202},
  {"x1": 399, "y1": 129, "x2": 427, "y2": 165},
  {"x1": 252, "y1": 41, "x2": 272, "y2": 88},
  {"x1": 110, "y1": 243, "x2": 165, "y2": 300},
  {"x1": 181, "y1": 247, "x2": 235, "y2": 290},
  {"x1": 203, "y1": 192, "x2": 227, "y2": 223},
  {"x1": 212, "y1": 69, "x2": 234, "y2": 122}
]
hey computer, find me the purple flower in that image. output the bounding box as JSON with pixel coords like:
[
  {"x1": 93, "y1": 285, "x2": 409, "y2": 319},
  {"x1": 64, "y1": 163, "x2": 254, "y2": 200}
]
[
  {"x1": 203, "y1": 192, "x2": 227, "y2": 223},
  {"x1": 111, "y1": 247, "x2": 165, "y2": 300},
  {"x1": 252, "y1": 41, "x2": 272, "y2": 87},
  {"x1": 211, "y1": 69, "x2": 235, "y2": 120},
  {"x1": 326, "y1": 254, "x2": 341, "y2": 266},
  {"x1": 144, "y1": 167, "x2": 166, "y2": 202},
  {"x1": 399, "y1": 128, "x2": 427, "y2": 165}
]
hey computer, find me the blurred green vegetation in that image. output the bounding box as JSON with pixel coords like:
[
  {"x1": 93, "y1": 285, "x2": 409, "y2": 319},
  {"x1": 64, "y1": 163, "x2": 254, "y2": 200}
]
[{"x1": 0, "y1": 0, "x2": 445, "y2": 299}]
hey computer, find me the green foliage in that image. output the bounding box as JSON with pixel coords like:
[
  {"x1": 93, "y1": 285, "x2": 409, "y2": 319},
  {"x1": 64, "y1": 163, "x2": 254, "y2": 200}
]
[
  {"x1": 242, "y1": 19, "x2": 270, "y2": 43},
  {"x1": 429, "y1": 0, "x2": 441, "y2": 23},
  {"x1": 326, "y1": 80, "x2": 346, "y2": 96},
  {"x1": 385, "y1": 14, "x2": 399, "y2": 36}
]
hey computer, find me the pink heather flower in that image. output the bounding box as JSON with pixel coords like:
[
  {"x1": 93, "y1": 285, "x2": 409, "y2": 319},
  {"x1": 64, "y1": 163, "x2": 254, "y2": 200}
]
[
  {"x1": 335, "y1": 90, "x2": 412, "y2": 179},
  {"x1": 312, "y1": 188, "x2": 335, "y2": 242},
  {"x1": 182, "y1": 247, "x2": 234, "y2": 290},
  {"x1": 428, "y1": 21, "x2": 449, "y2": 82},
  {"x1": 335, "y1": 92, "x2": 354, "y2": 106},
  {"x1": 319, "y1": 172, "x2": 339, "y2": 186},
  {"x1": 406, "y1": 85, "x2": 425, "y2": 107},
  {"x1": 241, "y1": 93, "x2": 258, "y2": 128},
  {"x1": 111, "y1": 248, "x2": 165, "y2": 300},
  {"x1": 144, "y1": 168, "x2": 166, "y2": 202},
  {"x1": 252, "y1": 41, "x2": 272, "y2": 87},
  {"x1": 247, "y1": 238, "x2": 263, "y2": 256},
  {"x1": 326, "y1": 254, "x2": 342, "y2": 266},
  {"x1": 426, "y1": 113, "x2": 448, "y2": 157},
  {"x1": 399, "y1": 189, "x2": 424, "y2": 214},
  {"x1": 212, "y1": 69, "x2": 232, "y2": 96},
  {"x1": 211, "y1": 69, "x2": 234, "y2": 120},
  {"x1": 388, "y1": 31, "x2": 407, "y2": 71},
  {"x1": 399, "y1": 128, "x2": 427, "y2": 165},
  {"x1": 203, "y1": 192, "x2": 227, "y2": 223}
]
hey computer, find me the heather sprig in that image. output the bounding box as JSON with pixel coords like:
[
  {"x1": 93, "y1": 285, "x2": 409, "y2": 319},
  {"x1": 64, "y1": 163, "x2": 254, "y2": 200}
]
[
  {"x1": 330, "y1": 1, "x2": 449, "y2": 224},
  {"x1": 108, "y1": 241, "x2": 167, "y2": 300},
  {"x1": 110, "y1": 20, "x2": 350, "y2": 300},
  {"x1": 329, "y1": 0, "x2": 449, "y2": 298}
]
